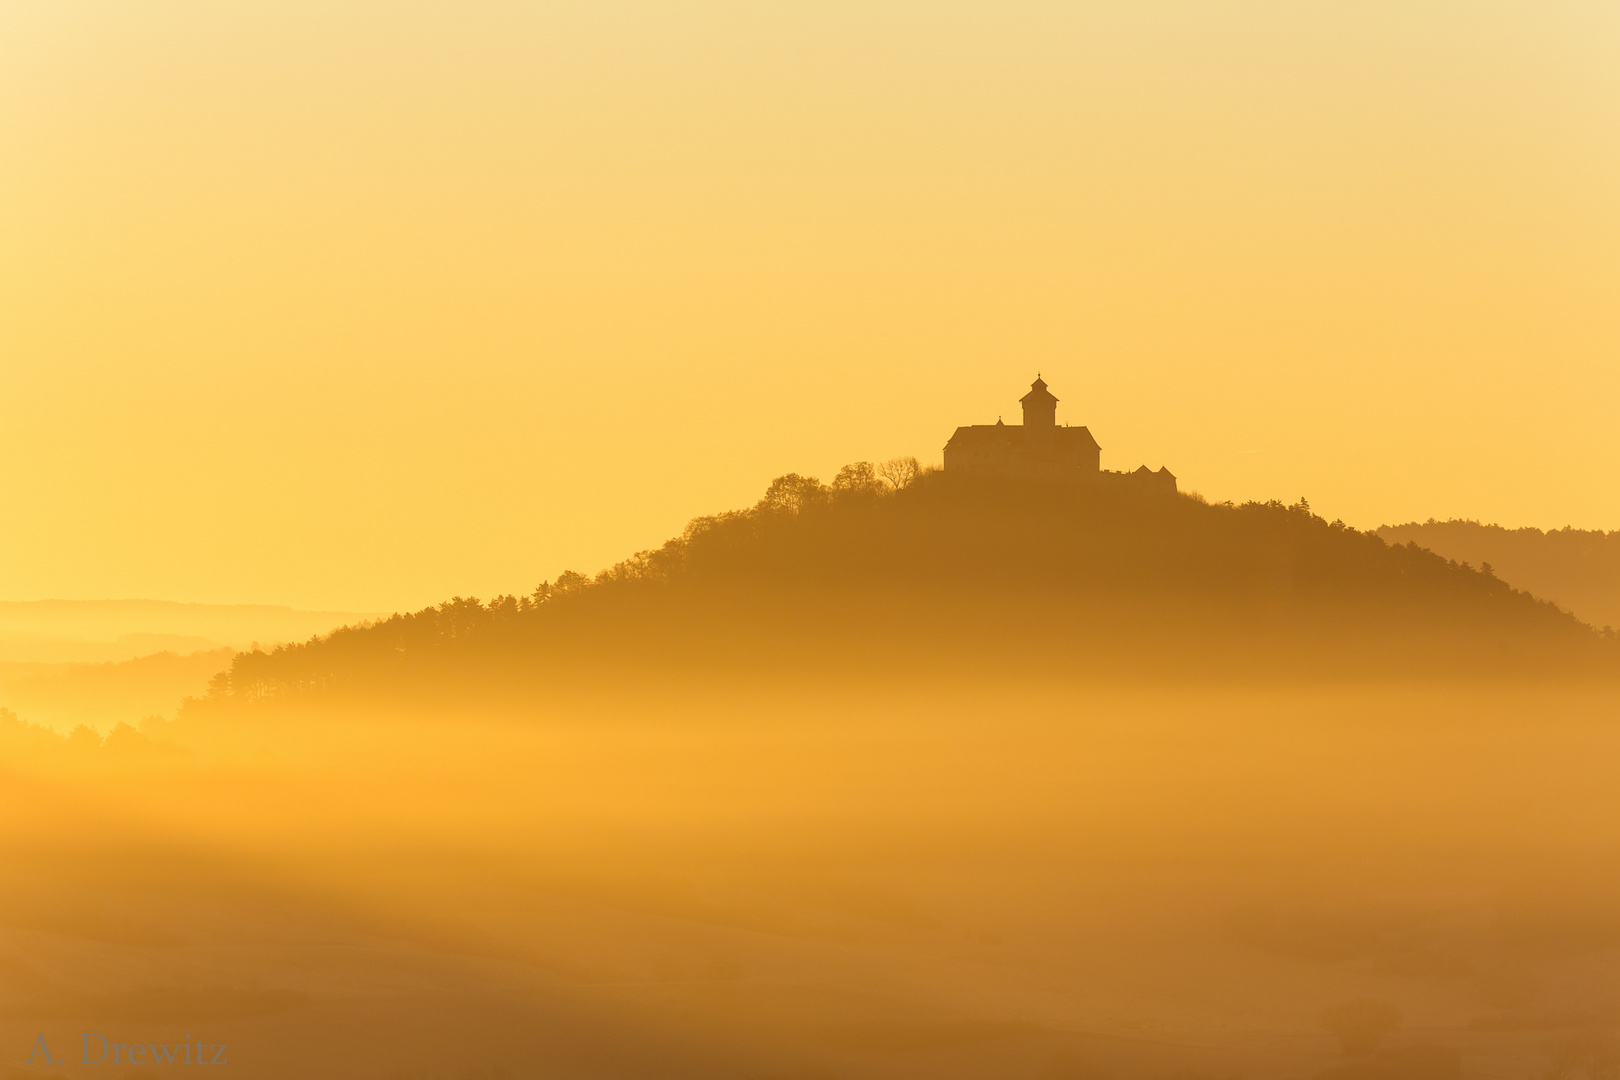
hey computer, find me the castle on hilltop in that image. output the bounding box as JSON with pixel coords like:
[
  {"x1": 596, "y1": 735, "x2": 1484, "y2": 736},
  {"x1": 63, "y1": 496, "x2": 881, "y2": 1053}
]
[{"x1": 943, "y1": 377, "x2": 1176, "y2": 493}]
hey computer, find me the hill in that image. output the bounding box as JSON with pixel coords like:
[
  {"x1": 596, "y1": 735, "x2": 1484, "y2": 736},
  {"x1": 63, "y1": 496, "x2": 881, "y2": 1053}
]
[
  {"x1": 1377, "y1": 520, "x2": 1620, "y2": 632},
  {"x1": 199, "y1": 466, "x2": 1613, "y2": 708}
]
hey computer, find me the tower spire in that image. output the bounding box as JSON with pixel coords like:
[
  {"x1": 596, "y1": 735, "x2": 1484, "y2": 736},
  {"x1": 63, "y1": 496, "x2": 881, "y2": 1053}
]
[{"x1": 1020, "y1": 375, "x2": 1058, "y2": 449}]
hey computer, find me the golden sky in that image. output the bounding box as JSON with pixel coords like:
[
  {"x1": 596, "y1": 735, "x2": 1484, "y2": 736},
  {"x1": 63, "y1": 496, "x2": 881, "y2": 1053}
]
[{"x1": 3, "y1": 1, "x2": 1617, "y2": 611}]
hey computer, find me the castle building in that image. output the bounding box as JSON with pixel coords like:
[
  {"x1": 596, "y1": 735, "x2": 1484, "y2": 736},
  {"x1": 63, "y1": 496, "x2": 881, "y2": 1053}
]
[{"x1": 943, "y1": 377, "x2": 1176, "y2": 493}]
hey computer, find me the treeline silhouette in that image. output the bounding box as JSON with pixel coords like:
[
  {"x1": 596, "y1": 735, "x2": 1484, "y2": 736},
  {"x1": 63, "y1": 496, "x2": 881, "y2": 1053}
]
[
  {"x1": 1378, "y1": 519, "x2": 1620, "y2": 632},
  {"x1": 206, "y1": 465, "x2": 1613, "y2": 707}
]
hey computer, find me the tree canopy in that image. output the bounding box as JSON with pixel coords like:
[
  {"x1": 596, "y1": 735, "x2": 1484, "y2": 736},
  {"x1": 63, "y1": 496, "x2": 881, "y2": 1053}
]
[{"x1": 204, "y1": 467, "x2": 1614, "y2": 707}]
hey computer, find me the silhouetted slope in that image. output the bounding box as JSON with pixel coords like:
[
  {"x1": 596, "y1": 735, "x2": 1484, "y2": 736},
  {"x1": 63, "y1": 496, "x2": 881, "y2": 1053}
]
[
  {"x1": 207, "y1": 471, "x2": 1615, "y2": 704},
  {"x1": 1378, "y1": 520, "x2": 1620, "y2": 632}
]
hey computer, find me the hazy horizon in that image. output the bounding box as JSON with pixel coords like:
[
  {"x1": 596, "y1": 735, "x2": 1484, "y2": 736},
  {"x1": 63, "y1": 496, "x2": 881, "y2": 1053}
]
[{"x1": 4, "y1": 3, "x2": 1618, "y2": 1077}]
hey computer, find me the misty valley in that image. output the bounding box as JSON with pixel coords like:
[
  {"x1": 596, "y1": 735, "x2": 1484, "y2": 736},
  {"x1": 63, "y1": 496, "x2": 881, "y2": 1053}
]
[{"x1": 3, "y1": 474, "x2": 1620, "y2": 1079}]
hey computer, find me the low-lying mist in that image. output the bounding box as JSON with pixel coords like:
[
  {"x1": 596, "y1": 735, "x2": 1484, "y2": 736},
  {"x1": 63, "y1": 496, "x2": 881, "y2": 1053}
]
[{"x1": 4, "y1": 676, "x2": 1620, "y2": 1079}]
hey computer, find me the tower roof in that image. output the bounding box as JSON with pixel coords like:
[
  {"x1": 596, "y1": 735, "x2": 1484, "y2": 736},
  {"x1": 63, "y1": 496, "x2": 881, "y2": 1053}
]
[{"x1": 1020, "y1": 375, "x2": 1057, "y2": 406}]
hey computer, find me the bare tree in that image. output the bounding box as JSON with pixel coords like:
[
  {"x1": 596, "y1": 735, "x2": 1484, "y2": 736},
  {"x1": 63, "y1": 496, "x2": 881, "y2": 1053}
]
[
  {"x1": 756, "y1": 473, "x2": 830, "y2": 515},
  {"x1": 832, "y1": 461, "x2": 881, "y2": 494},
  {"x1": 877, "y1": 456, "x2": 921, "y2": 491}
]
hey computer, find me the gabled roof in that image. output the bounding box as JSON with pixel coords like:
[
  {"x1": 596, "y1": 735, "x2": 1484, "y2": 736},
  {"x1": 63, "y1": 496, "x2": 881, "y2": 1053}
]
[
  {"x1": 946, "y1": 424, "x2": 1024, "y2": 448},
  {"x1": 1057, "y1": 426, "x2": 1101, "y2": 451},
  {"x1": 945, "y1": 423, "x2": 1100, "y2": 452}
]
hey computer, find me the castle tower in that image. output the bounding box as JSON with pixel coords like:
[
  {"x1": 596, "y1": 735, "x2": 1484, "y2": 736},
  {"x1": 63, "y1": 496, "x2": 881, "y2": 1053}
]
[{"x1": 1020, "y1": 376, "x2": 1057, "y2": 452}]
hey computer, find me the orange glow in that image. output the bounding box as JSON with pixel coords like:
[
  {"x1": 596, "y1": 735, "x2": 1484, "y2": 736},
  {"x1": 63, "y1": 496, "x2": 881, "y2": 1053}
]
[
  {"x1": 3, "y1": 6, "x2": 1620, "y2": 1077},
  {"x1": 3, "y1": 1, "x2": 1617, "y2": 610}
]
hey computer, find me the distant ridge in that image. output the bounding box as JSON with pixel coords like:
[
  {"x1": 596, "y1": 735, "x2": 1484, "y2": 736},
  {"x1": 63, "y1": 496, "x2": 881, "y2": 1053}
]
[
  {"x1": 195, "y1": 467, "x2": 1615, "y2": 708},
  {"x1": 1377, "y1": 521, "x2": 1620, "y2": 632},
  {"x1": 0, "y1": 599, "x2": 380, "y2": 664}
]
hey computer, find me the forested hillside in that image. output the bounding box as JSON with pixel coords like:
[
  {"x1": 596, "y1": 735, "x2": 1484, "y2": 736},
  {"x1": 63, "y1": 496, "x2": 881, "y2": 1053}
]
[{"x1": 202, "y1": 467, "x2": 1613, "y2": 707}]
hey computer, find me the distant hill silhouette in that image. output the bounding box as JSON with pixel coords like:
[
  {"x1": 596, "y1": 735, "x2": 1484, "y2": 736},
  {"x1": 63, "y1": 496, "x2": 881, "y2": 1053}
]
[
  {"x1": 0, "y1": 648, "x2": 233, "y2": 731},
  {"x1": 0, "y1": 599, "x2": 378, "y2": 663},
  {"x1": 1377, "y1": 520, "x2": 1620, "y2": 632},
  {"x1": 203, "y1": 468, "x2": 1615, "y2": 707}
]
